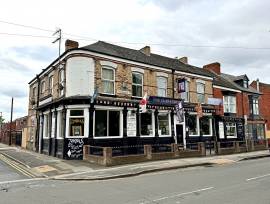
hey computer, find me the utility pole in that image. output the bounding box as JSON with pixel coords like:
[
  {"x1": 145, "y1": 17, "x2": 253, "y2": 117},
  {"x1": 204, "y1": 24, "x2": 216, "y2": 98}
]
[
  {"x1": 52, "y1": 28, "x2": 62, "y2": 59},
  {"x1": 9, "y1": 97, "x2": 13, "y2": 146}
]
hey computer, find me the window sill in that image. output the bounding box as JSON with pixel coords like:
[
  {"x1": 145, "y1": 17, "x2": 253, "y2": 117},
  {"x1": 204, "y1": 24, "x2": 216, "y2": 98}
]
[
  {"x1": 93, "y1": 136, "x2": 123, "y2": 139},
  {"x1": 140, "y1": 135, "x2": 155, "y2": 137},
  {"x1": 159, "y1": 135, "x2": 171, "y2": 137},
  {"x1": 100, "y1": 93, "x2": 116, "y2": 97},
  {"x1": 66, "y1": 136, "x2": 88, "y2": 138}
]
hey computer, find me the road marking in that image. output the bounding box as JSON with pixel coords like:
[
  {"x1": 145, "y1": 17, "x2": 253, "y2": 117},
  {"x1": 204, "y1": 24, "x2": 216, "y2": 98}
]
[
  {"x1": 140, "y1": 186, "x2": 214, "y2": 203},
  {"x1": 0, "y1": 154, "x2": 36, "y2": 178},
  {"x1": 0, "y1": 178, "x2": 48, "y2": 185},
  {"x1": 246, "y1": 173, "x2": 270, "y2": 181}
]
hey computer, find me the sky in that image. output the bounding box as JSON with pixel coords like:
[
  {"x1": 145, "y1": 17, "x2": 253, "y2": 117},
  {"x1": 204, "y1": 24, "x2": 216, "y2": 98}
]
[{"x1": 0, "y1": 0, "x2": 270, "y2": 120}]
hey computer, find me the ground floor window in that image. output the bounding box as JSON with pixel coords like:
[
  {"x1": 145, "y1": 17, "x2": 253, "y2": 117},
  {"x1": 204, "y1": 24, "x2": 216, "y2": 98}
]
[
  {"x1": 158, "y1": 112, "x2": 170, "y2": 136},
  {"x1": 68, "y1": 109, "x2": 85, "y2": 137},
  {"x1": 140, "y1": 111, "x2": 154, "y2": 136},
  {"x1": 256, "y1": 124, "x2": 265, "y2": 139},
  {"x1": 200, "y1": 116, "x2": 212, "y2": 136},
  {"x1": 188, "y1": 114, "x2": 199, "y2": 136},
  {"x1": 226, "y1": 122, "x2": 237, "y2": 138},
  {"x1": 95, "y1": 110, "x2": 120, "y2": 137}
]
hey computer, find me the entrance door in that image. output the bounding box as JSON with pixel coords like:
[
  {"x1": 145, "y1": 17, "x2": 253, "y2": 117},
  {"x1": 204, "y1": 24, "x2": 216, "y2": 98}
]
[{"x1": 176, "y1": 124, "x2": 184, "y2": 145}]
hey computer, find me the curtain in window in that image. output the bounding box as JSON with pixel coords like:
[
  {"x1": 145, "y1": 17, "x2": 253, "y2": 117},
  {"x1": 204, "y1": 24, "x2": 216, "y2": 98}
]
[{"x1": 102, "y1": 68, "x2": 114, "y2": 94}]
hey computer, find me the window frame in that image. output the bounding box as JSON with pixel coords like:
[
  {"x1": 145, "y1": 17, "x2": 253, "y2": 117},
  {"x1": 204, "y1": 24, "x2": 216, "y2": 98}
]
[
  {"x1": 48, "y1": 75, "x2": 53, "y2": 95},
  {"x1": 66, "y1": 109, "x2": 88, "y2": 138},
  {"x1": 93, "y1": 107, "x2": 123, "y2": 139},
  {"x1": 157, "y1": 111, "x2": 171, "y2": 137},
  {"x1": 157, "y1": 76, "x2": 167, "y2": 97},
  {"x1": 180, "y1": 80, "x2": 190, "y2": 102},
  {"x1": 40, "y1": 81, "x2": 46, "y2": 95},
  {"x1": 101, "y1": 66, "x2": 115, "y2": 95},
  {"x1": 226, "y1": 122, "x2": 237, "y2": 138},
  {"x1": 200, "y1": 115, "x2": 213, "y2": 137},
  {"x1": 140, "y1": 111, "x2": 155, "y2": 137},
  {"x1": 223, "y1": 95, "x2": 236, "y2": 113},
  {"x1": 132, "y1": 72, "x2": 143, "y2": 98},
  {"x1": 188, "y1": 113, "x2": 200, "y2": 136},
  {"x1": 252, "y1": 98, "x2": 259, "y2": 115},
  {"x1": 196, "y1": 82, "x2": 205, "y2": 104}
]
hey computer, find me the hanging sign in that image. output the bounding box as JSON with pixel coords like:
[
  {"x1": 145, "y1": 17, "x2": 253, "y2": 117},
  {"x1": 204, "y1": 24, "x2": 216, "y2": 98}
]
[
  {"x1": 177, "y1": 78, "x2": 186, "y2": 93},
  {"x1": 175, "y1": 100, "x2": 184, "y2": 123}
]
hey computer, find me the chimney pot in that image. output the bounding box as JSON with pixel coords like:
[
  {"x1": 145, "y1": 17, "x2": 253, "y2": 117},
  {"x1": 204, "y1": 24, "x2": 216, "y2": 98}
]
[
  {"x1": 65, "y1": 39, "x2": 79, "y2": 51},
  {"x1": 140, "y1": 46, "x2": 151, "y2": 56},
  {"x1": 178, "y1": 57, "x2": 188, "y2": 64}
]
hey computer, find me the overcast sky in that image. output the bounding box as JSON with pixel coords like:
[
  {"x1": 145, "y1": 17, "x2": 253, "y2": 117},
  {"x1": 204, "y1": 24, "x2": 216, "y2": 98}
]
[{"x1": 0, "y1": 0, "x2": 270, "y2": 120}]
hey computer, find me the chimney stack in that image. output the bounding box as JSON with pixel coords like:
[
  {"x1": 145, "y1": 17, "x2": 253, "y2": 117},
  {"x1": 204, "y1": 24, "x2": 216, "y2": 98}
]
[
  {"x1": 140, "y1": 46, "x2": 151, "y2": 56},
  {"x1": 203, "y1": 62, "x2": 221, "y2": 75},
  {"x1": 65, "y1": 39, "x2": 79, "y2": 51},
  {"x1": 178, "y1": 57, "x2": 188, "y2": 64},
  {"x1": 256, "y1": 78, "x2": 260, "y2": 91}
]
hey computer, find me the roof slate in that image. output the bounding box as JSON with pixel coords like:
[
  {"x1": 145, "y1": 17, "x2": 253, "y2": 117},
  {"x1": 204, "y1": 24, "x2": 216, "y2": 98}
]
[{"x1": 81, "y1": 41, "x2": 213, "y2": 78}]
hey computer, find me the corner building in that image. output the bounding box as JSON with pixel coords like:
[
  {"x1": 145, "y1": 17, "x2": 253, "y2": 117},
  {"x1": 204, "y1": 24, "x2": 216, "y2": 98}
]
[{"x1": 27, "y1": 40, "x2": 216, "y2": 159}]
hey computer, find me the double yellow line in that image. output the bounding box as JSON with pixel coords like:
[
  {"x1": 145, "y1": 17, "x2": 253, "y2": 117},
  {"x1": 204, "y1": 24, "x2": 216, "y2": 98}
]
[{"x1": 0, "y1": 153, "x2": 36, "y2": 178}]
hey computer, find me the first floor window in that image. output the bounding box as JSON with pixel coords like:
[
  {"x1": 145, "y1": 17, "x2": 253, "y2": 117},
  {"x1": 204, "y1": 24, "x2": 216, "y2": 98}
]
[
  {"x1": 180, "y1": 81, "x2": 190, "y2": 102},
  {"x1": 200, "y1": 116, "x2": 212, "y2": 136},
  {"x1": 102, "y1": 67, "x2": 115, "y2": 94},
  {"x1": 252, "y1": 98, "x2": 259, "y2": 115},
  {"x1": 132, "y1": 72, "x2": 143, "y2": 97},
  {"x1": 95, "y1": 110, "x2": 120, "y2": 137},
  {"x1": 197, "y1": 82, "x2": 205, "y2": 103},
  {"x1": 69, "y1": 109, "x2": 85, "y2": 137},
  {"x1": 157, "y1": 76, "x2": 167, "y2": 97},
  {"x1": 188, "y1": 114, "x2": 199, "y2": 136},
  {"x1": 223, "y1": 95, "x2": 236, "y2": 113},
  {"x1": 140, "y1": 112, "x2": 153, "y2": 136},
  {"x1": 158, "y1": 113, "x2": 170, "y2": 136},
  {"x1": 226, "y1": 122, "x2": 237, "y2": 138}
]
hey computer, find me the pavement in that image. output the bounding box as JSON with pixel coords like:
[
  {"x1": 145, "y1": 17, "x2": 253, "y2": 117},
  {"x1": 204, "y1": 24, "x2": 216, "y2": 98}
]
[{"x1": 0, "y1": 143, "x2": 269, "y2": 181}]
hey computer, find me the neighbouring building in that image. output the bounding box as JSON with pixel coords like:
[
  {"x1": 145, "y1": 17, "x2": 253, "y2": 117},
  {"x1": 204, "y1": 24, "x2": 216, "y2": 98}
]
[
  {"x1": 204, "y1": 62, "x2": 265, "y2": 140},
  {"x1": 27, "y1": 40, "x2": 217, "y2": 159},
  {"x1": 250, "y1": 80, "x2": 269, "y2": 138},
  {"x1": 0, "y1": 116, "x2": 27, "y2": 146}
]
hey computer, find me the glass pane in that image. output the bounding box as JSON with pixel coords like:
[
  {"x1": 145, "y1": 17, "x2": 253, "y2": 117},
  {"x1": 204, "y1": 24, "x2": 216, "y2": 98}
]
[
  {"x1": 158, "y1": 88, "x2": 166, "y2": 97},
  {"x1": 69, "y1": 118, "x2": 84, "y2": 136},
  {"x1": 197, "y1": 94, "x2": 205, "y2": 103},
  {"x1": 95, "y1": 110, "x2": 107, "y2": 137},
  {"x1": 226, "y1": 122, "x2": 237, "y2": 138},
  {"x1": 132, "y1": 85, "x2": 142, "y2": 97},
  {"x1": 141, "y1": 112, "x2": 152, "y2": 135},
  {"x1": 132, "y1": 73, "x2": 142, "y2": 85},
  {"x1": 102, "y1": 68, "x2": 114, "y2": 80},
  {"x1": 70, "y1": 110, "x2": 84, "y2": 116},
  {"x1": 197, "y1": 83, "x2": 204, "y2": 94},
  {"x1": 103, "y1": 81, "x2": 114, "y2": 94},
  {"x1": 201, "y1": 116, "x2": 210, "y2": 135},
  {"x1": 158, "y1": 114, "x2": 169, "y2": 135},
  {"x1": 157, "y1": 77, "x2": 167, "y2": 89},
  {"x1": 109, "y1": 111, "x2": 120, "y2": 136},
  {"x1": 188, "y1": 115, "x2": 198, "y2": 135}
]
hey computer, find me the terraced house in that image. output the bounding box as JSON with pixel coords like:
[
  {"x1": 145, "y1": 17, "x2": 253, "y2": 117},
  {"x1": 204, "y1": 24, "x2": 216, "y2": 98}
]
[{"x1": 27, "y1": 40, "x2": 218, "y2": 159}]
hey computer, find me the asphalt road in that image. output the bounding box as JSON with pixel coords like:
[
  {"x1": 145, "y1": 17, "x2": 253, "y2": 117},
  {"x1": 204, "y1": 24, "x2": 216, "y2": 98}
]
[
  {"x1": 0, "y1": 158, "x2": 26, "y2": 183},
  {"x1": 1, "y1": 157, "x2": 270, "y2": 204}
]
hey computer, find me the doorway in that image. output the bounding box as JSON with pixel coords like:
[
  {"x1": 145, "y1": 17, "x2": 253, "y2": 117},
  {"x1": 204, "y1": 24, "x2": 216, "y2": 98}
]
[{"x1": 176, "y1": 124, "x2": 184, "y2": 145}]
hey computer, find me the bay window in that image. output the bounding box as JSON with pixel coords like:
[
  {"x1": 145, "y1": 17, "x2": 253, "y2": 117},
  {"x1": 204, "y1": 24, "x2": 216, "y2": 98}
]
[
  {"x1": 223, "y1": 95, "x2": 236, "y2": 113},
  {"x1": 157, "y1": 76, "x2": 167, "y2": 97},
  {"x1": 132, "y1": 72, "x2": 143, "y2": 97},
  {"x1": 102, "y1": 66, "x2": 115, "y2": 95}
]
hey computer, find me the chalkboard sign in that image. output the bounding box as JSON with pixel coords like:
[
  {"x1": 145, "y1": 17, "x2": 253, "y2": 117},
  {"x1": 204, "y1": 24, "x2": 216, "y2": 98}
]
[
  {"x1": 65, "y1": 138, "x2": 84, "y2": 160},
  {"x1": 236, "y1": 122, "x2": 244, "y2": 138}
]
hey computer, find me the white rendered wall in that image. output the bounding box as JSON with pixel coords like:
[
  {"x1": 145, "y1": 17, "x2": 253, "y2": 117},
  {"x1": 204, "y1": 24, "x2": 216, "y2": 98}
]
[{"x1": 66, "y1": 56, "x2": 95, "y2": 97}]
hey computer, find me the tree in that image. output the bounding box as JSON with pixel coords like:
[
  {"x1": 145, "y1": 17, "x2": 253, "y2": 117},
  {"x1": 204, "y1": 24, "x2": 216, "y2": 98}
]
[{"x1": 0, "y1": 116, "x2": 4, "y2": 125}]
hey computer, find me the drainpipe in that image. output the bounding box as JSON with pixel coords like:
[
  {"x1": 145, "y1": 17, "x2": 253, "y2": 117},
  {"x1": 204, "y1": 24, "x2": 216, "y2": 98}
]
[
  {"x1": 172, "y1": 69, "x2": 175, "y2": 99},
  {"x1": 35, "y1": 75, "x2": 40, "y2": 152}
]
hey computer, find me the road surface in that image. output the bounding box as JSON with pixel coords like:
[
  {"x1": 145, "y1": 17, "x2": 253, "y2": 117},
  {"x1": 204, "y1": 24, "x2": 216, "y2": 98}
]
[{"x1": 0, "y1": 157, "x2": 270, "y2": 203}]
